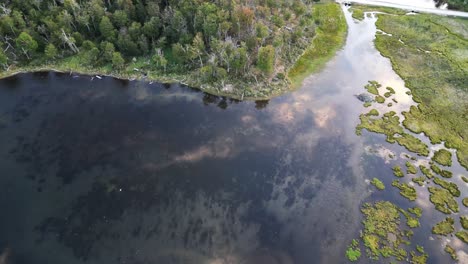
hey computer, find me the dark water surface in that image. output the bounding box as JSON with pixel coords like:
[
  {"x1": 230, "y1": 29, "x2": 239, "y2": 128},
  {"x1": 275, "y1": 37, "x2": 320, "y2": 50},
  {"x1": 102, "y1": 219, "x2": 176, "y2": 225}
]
[{"x1": 0, "y1": 7, "x2": 465, "y2": 264}]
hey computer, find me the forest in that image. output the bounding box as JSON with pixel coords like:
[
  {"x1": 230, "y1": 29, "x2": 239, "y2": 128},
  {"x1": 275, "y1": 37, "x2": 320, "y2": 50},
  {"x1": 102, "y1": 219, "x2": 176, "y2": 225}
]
[
  {"x1": 0, "y1": 0, "x2": 346, "y2": 98},
  {"x1": 435, "y1": 0, "x2": 468, "y2": 11}
]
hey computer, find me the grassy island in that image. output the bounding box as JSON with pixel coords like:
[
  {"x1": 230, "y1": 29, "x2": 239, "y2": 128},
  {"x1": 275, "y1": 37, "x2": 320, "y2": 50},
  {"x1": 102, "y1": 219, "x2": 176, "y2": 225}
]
[{"x1": 0, "y1": 1, "x2": 347, "y2": 100}]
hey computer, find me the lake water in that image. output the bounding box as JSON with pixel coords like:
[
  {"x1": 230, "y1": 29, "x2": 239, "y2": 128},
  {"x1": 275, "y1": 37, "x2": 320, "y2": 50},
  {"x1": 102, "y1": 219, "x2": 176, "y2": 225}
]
[{"x1": 0, "y1": 6, "x2": 465, "y2": 264}]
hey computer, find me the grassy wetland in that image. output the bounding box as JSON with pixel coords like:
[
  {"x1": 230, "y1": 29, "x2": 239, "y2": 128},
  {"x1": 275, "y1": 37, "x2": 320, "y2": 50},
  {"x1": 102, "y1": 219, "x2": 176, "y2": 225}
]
[{"x1": 349, "y1": 4, "x2": 468, "y2": 263}]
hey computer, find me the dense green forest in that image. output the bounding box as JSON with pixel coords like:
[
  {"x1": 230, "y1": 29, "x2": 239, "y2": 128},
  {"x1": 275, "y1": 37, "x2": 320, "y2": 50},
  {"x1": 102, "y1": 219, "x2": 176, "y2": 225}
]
[
  {"x1": 0, "y1": 0, "x2": 346, "y2": 99},
  {"x1": 435, "y1": 0, "x2": 468, "y2": 11}
]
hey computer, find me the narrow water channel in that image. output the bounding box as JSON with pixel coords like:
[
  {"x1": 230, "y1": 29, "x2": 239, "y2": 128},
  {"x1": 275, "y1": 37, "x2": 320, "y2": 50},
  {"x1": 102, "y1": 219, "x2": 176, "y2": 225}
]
[{"x1": 0, "y1": 6, "x2": 464, "y2": 264}]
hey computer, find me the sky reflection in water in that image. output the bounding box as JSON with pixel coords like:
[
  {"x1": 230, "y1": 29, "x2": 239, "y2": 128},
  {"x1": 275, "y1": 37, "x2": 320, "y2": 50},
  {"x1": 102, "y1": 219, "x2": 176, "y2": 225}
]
[{"x1": 0, "y1": 6, "x2": 464, "y2": 264}]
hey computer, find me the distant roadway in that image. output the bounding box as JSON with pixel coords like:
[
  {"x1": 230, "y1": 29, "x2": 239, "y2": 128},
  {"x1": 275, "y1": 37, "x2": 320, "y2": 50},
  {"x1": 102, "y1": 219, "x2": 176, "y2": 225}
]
[{"x1": 336, "y1": 0, "x2": 468, "y2": 18}]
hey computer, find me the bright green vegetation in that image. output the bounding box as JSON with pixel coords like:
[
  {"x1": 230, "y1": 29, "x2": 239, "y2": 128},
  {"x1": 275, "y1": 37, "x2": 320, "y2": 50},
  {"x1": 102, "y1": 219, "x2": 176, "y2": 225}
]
[
  {"x1": 356, "y1": 110, "x2": 429, "y2": 156},
  {"x1": 371, "y1": 178, "x2": 385, "y2": 190},
  {"x1": 408, "y1": 207, "x2": 422, "y2": 218},
  {"x1": 345, "y1": 239, "x2": 361, "y2": 262},
  {"x1": 392, "y1": 180, "x2": 416, "y2": 201},
  {"x1": 351, "y1": 8, "x2": 365, "y2": 21},
  {"x1": 432, "y1": 149, "x2": 452, "y2": 167},
  {"x1": 367, "y1": 109, "x2": 379, "y2": 116},
  {"x1": 0, "y1": 1, "x2": 347, "y2": 100},
  {"x1": 364, "y1": 102, "x2": 372, "y2": 108},
  {"x1": 364, "y1": 80, "x2": 381, "y2": 95},
  {"x1": 410, "y1": 250, "x2": 428, "y2": 264},
  {"x1": 373, "y1": 12, "x2": 468, "y2": 170},
  {"x1": 433, "y1": 177, "x2": 460, "y2": 197},
  {"x1": 394, "y1": 134, "x2": 429, "y2": 157},
  {"x1": 288, "y1": 3, "x2": 347, "y2": 89},
  {"x1": 412, "y1": 177, "x2": 425, "y2": 187},
  {"x1": 405, "y1": 161, "x2": 417, "y2": 174},
  {"x1": 419, "y1": 165, "x2": 433, "y2": 179},
  {"x1": 393, "y1": 166, "x2": 404, "y2": 178},
  {"x1": 461, "y1": 216, "x2": 468, "y2": 229},
  {"x1": 430, "y1": 164, "x2": 453, "y2": 178},
  {"x1": 444, "y1": 245, "x2": 458, "y2": 260},
  {"x1": 356, "y1": 201, "x2": 424, "y2": 261},
  {"x1": 462, "y1": 176, "x2": 468, "y2": 183},
  {"x1": 464, "y1": 198, "x2": 468, "y2": 207},
  {"x1": 428, "y1": 187, "x2": 459, "y2": 214},
  {"x1": 375, "y1": 95, "x2": 385, "y2": 104},
  {"x1": 432, "y1": 217, "x2": 454, "y2": 236},
  {"x1": 455, "y1": 230, "x2": 468, "y2": 244}
]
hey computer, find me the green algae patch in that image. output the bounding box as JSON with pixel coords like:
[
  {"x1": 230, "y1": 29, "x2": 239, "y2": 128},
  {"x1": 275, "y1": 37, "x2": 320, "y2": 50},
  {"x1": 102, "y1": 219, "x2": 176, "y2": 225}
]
[
  {"x1": 419, "y1": 165, "x2": 433, "y2": 179},
  {"x1": 428, "y1": 187, "x2": 459, "y2": 214},
  {"x1": 371, "y1": 178, "x2": 385, "y2": 190},
  {"x1": 350, "y1": 201, "x2": 425, "y2": 262},
  {"x1": 461, "y1": 216, "x2": 468, "y2": 230},
  {"x1": 394, "y1": 133, "x2": 429, "y2": 157},
  {"x1": 345, "y1": 239, "x2": 361, "y2": 262},
  {"x1": 461, "y1": 176, "x2": 468, "y2": 183},
  {"x1": 433, "y1": 177, "x2": 460, "y2": 197},
  {"x1": 364, "y1": 80, "x2": 381, "y2": 95},
  {"x1": 408, "y1": 207, "x2": 422, "y2": 218},
  {"x1": 363, "y1": 102, "x2": 372, "y2": 108},
  {"x1": 412, "y1": 177, "x2": 425, "y2": 186},
  {"x1": 410, "y1": 250, "x2": 428, "y2": 264},
  {"x1": 375, "y1": 95, "x2": 385, "y2": 104},
  {"x1": 455, "y1": 230, "x2": 468, "y2": 244},
  {"x1": 432, "y1": 149, "x2": 452, "y2": 167},
  {"x1": 367, "y1": 109, "x2": 379, "y2": 116},
  {"x1": 464, "y1": 198, "x2": 468, "y2": 207},
  {"x1": 430, "y1": 164, "x2": 453, "y2": 178},
  {"x1": 393, "y1": 166, "x2": 404, "y2": 178},
  {"x1": 392, "y1": 180, "x2": 417, "y2": 201},
  {"x1": 405, "y1": 161, "x2": 417, "y2": 174},
  {"x1": 444, "y1": 245, "x2": 458, "y2": 260},
  {"x1": 356, "y1": 110, "x2": 402, "y2": 140},
  {"x1": 406, "y1": 216, "x2": 420, "y2": 228},
  {"x1": 386, "y1": 87, "x2": 395, "y2": 95},
  {"x1": 432, "y1": 217, "x2": 455, "y2": 236},
  {"x1": 387, "y1": 103, "x2": 393, "y2": 107}
]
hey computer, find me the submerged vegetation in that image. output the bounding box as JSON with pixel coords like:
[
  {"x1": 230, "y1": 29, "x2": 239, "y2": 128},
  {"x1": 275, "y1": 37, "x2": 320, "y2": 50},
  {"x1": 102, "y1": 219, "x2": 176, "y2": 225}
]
[{"x1": 0, "y1": 1, "x2": 347, "y2": 99}]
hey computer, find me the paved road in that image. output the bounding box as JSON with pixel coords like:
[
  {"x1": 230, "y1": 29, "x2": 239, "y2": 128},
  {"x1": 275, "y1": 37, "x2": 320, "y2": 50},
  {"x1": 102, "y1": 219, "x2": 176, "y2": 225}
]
[{"x1": 336, "y1": 0, "x2": 468, "y2": 18}]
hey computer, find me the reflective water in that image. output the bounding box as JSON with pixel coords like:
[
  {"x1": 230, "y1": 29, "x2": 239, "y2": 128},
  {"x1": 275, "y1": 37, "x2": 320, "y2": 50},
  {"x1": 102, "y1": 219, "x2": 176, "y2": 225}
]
[{"x1": 0, "y1": 6, "x2": 465, "y2": 264}]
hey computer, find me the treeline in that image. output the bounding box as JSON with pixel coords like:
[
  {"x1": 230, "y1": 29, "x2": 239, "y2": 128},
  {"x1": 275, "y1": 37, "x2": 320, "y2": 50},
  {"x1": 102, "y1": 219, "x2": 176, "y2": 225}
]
[
  {"x1": 0, "y1": 0, "x2": 323, "y2": 85},
  {"x1": 434, "y1": 0, "x2": 468, "y2": 11}
]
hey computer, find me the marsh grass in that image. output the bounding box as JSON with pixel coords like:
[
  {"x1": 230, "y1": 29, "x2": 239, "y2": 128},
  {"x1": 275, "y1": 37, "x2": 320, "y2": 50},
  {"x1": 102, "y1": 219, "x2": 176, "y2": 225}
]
[{"x1": 288, "y1": 3, "x2": 347, "y2": 88}]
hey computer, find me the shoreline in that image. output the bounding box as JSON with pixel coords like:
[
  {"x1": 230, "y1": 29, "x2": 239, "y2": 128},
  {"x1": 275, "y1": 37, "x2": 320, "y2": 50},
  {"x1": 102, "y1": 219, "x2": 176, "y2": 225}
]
[{"x1": 0, "y1": 3, "x2": 347, "y2": 101}]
